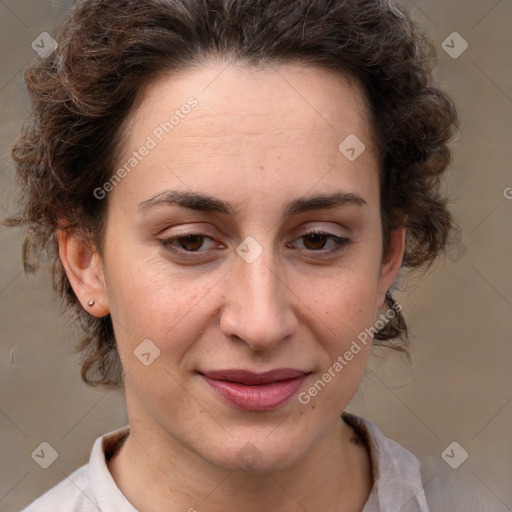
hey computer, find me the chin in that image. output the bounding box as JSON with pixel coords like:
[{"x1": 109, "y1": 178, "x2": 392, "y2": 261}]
[{"x1": 197, "y1": 428, "x2": 310, "y2": 473}]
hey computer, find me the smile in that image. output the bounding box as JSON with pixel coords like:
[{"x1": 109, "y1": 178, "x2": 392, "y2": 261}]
[{"x1": 199, "y1": 369, "x2": 310, "y2": 411}]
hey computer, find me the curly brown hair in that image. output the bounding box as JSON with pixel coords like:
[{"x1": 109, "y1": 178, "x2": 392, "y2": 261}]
[{"x1": 7, "y1": 0, "x2": 457, "y2": 388}]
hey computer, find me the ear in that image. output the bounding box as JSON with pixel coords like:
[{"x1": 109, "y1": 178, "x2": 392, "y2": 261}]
[
  {"x1": 376, "y1": 227, "x2": 405, "y2": 310},
  {"x1": 57, "y1": 229, "x2": 110, "y2": 317}
]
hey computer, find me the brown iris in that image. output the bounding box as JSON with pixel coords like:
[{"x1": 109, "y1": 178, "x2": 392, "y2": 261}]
[
  {"x1": 302, "y1": 233, "x2": 328, "y2": 250},
  {"x1": 178, "y1": 235, "x2": 204, "y2": 251}
]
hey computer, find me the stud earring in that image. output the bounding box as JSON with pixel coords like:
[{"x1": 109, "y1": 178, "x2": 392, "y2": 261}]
[{"x1": 87, "y1": 299, "x2": 95, "y2": 307}]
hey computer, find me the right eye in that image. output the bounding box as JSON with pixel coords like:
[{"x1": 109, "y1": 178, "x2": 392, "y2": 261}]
[{"x1": 159, "y1": 230, "x2": 225, "y2": 260}]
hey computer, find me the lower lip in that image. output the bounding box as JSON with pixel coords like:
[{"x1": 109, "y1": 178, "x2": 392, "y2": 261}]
[{"x1": 201, "y1": 375, "x2": 307, "y2": 411}]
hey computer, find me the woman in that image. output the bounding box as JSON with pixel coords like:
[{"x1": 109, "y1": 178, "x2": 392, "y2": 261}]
[{"x1": 10, "y1": 0, "x2": 457, "y2": 510}]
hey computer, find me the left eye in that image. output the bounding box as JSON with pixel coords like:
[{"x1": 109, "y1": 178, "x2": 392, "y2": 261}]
[{"x1": 290, "y1": 231, "x2": 350, "y2": 251}]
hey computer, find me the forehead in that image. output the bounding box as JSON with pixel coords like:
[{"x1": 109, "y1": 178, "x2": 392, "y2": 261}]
[
  {"x1": 114, "y1": 61, "x2": 379, "y2": 208},
  {"x1": 126, "y1": 60, "x2": 374, "y2": 151}
]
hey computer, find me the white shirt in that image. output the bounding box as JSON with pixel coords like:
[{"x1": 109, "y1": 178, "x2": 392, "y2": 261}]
[{"x1": 22, "y1": 413, "x2": 431, "y2": 512}]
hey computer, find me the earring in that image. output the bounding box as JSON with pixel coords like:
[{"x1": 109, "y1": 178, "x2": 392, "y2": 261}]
[{"x1": 87, "y1": 299, "x2": 95, "y2": 307}]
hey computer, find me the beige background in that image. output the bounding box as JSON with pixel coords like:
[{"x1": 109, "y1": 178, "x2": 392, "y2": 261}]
[{"x1": 0, "y1": 1, "x2": 510, "y2": 511}]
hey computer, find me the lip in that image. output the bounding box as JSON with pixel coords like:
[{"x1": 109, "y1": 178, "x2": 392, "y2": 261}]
[{"x1": 199, "y1": 369, "x2": 309, "y2": 411}]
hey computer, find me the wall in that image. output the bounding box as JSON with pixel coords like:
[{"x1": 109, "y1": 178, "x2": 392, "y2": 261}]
[{"x1": 0, "y1": 1, "x2": 510, "y2": 510}]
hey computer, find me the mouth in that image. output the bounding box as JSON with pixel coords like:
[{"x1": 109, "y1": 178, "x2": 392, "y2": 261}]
[{"x1": 198, "y1": 369, "x2": 310, "y2": 411}]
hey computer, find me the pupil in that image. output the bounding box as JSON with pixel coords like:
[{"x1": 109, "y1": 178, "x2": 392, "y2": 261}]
[
  {"x1": 180, "y1": 235, "x2": 203, "y2": 250},
  {"x1": 306, "y1": 234, "x2": 326, "y2": 250}
]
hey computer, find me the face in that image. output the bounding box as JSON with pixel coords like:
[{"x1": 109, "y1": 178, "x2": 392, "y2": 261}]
[{"x1": 65, "y1": 61, "x2": 403, "y2": 471}]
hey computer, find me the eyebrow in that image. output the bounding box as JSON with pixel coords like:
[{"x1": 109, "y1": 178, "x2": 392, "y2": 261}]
[{"x1": 137, "y1": 190, "x2": 367, "y2": 215}]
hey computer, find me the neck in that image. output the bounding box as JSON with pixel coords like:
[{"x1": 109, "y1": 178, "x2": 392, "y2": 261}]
[{"x1": 108, "y1": 410, "x2": 372, "y2": 512}]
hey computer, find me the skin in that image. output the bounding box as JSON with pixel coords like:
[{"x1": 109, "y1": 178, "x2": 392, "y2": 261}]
[{"x1": 59, "y1": 61, "x2": 405, "y2": 511}]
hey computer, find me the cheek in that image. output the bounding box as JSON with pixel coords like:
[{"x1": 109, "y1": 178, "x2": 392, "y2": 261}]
[
  {"x1": 104, "y1": 248, "x2": 216, "y2": 364},
  {"x1": 305, "y1": 267, "x2": 380, "y2": 390},
  {"x1": 106, "y1": 261, "x2": 215, "y2": 414},
  {"x1": 314, "y1": 261, "x2": 380, "y2": 332}
]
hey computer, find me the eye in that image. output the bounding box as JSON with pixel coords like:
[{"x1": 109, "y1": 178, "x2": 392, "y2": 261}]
[
  {"x1": 158, "y1": 228, "x2": 350, "y2": 261},
  {"x1": 159, "y1": 231, "x2": 221, "y2": 256},
  {"x1": 289, "y1": 230, "x2": 351, "y2": 253},
  {"x1": 174, "y1": 234, "x2": 209, "y2": 251}
]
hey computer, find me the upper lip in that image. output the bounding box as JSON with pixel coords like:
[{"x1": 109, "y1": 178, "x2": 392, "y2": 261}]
[{"x1": 199, "y1": 368, "x2": 309, "y2": 385}]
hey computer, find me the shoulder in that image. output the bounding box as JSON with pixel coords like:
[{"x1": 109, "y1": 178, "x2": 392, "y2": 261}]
[
  {"x1": 420, "y1": 453, "x2": 488, "y2": 512},
  {"x1": 343, "y1": 412, "x2": 430, "y2": 512},
  {"x1": 343, "y1": 412, "x2": 423, "y2": 476},
  {"x1": 21, "y1": 464, "x2": 98, "y2": 512},
  {"x1": 21, "y1": 427, "x2": 133, "y2": 512}
]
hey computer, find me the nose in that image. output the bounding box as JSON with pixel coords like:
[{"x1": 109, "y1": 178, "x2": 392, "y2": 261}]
[{"x1": 219, "y1": 248, "x2": 298, "y2": 352}]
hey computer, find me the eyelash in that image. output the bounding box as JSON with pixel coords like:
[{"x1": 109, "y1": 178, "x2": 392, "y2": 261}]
[{"x1": 159, "y1": 229, "x2": 351, "y2": 260}]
